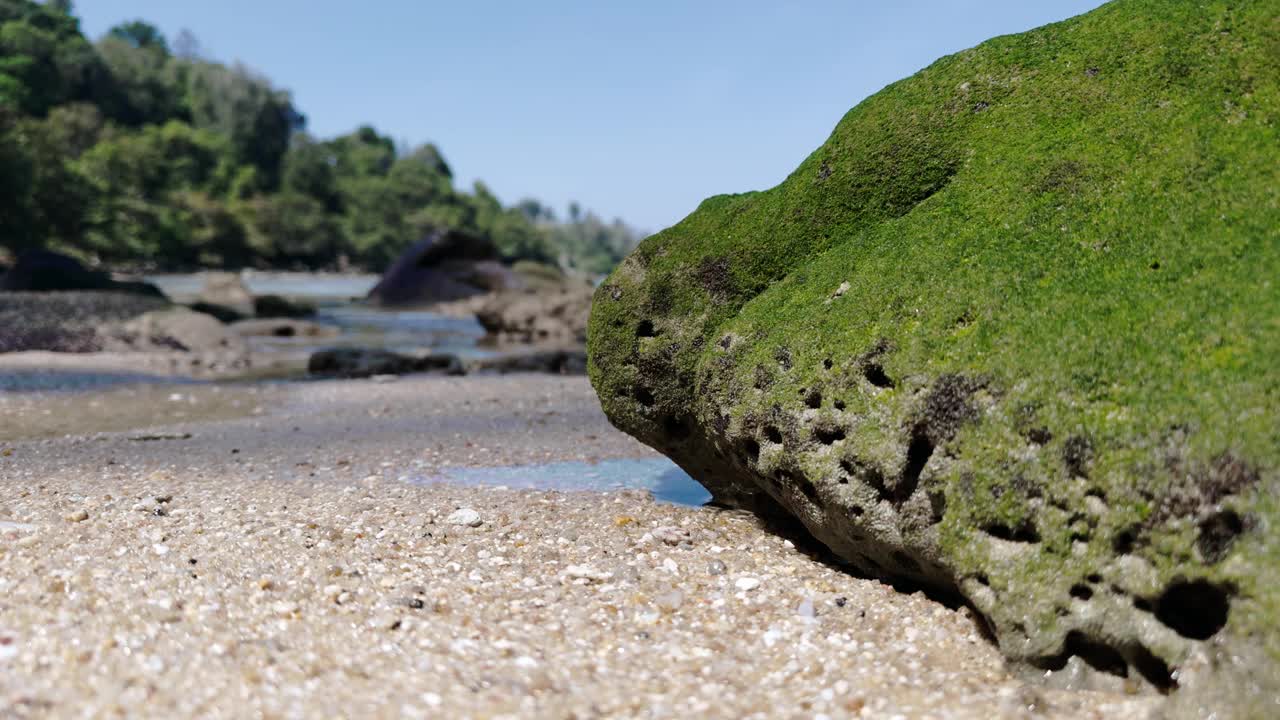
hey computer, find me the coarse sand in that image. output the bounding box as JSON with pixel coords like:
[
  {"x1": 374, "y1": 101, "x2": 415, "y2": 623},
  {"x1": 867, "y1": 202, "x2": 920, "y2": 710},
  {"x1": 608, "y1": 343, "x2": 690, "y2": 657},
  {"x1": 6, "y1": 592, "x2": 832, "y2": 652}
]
[{"x1": 0, "y1": 374, "x2": 1160, "y2": 718}]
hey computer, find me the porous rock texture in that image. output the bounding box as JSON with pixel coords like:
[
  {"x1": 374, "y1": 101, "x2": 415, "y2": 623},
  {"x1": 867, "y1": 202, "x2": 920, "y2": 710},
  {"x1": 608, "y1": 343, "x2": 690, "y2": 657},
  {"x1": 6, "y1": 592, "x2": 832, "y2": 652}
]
[{"x1": 587, "y1": 0, "x2": 1277, "y2": 711}]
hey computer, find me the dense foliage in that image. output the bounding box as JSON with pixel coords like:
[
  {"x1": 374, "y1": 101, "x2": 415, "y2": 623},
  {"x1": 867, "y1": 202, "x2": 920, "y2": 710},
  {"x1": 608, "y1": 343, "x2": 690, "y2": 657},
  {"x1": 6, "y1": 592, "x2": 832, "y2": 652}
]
[{"x1": 0, "y1": 0, "x2": 641, "y2": 272}]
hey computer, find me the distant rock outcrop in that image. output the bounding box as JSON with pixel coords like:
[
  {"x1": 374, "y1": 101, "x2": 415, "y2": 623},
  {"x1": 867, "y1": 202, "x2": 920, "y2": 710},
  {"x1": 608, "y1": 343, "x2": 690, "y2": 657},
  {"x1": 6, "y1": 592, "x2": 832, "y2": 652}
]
[
  {"x1": 0, "y1": 250, "x2": 164, "y2": 298},
  {"x1": 366, "y1": 229, "x2": 524, "y2": 307}
]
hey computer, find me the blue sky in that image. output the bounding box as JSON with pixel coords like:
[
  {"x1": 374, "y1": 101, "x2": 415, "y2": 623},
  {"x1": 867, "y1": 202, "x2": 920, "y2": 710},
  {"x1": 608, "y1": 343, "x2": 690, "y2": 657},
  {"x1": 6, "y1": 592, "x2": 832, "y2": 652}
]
[{"x1": 77, "y1": 1, "x2": 1107, "y2": 232}]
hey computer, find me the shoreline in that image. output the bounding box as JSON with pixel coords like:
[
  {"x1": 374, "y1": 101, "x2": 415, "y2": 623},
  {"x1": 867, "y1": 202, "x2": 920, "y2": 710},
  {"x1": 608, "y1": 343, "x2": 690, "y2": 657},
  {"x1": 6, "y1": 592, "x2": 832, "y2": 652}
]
[{"x1": 0, "y1": 375, "x2": 1159, "y2": 718}]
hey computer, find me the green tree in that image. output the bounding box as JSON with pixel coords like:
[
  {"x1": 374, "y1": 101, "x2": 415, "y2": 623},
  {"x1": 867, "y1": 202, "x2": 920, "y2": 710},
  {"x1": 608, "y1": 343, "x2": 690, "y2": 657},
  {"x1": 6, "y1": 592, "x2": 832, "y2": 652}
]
[
  {"x1": 171, "y1": 191, "x2": 249, "y2": 267},
  {"x1": 282, "y1": 133, "x2": 340, "y2": 211},
  {"x1": 237, "y1": 193, "x2": 342, "y2": 268},
  {"x1": 107, "y1": 20, "x2": 167, "y2": 53},
  {"x1": 41, "y1": 102, "x2": 103, "y2": 157},
  {"x1": 185, "y1": 61, "x2": 302, "y2": 189},
  {"x1": 0, "y1": 107, "x2": 37, "y2": 254},
  {"x1": 0, "y1": 2, "x2": 106, "y2": 116},
  {"x1": 76, "y1": 120, "x2": 231, "y2": 262},
  {"x1": 95, "y1": 34, "x2": 182, "y2": 126}
]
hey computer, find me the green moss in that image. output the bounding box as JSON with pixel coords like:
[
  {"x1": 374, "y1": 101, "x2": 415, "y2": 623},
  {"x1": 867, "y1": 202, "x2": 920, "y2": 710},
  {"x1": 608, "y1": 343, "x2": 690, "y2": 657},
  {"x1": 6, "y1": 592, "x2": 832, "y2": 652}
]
[{"x1": 589, "y1": 0, "x2": 1277, "y2": 704}]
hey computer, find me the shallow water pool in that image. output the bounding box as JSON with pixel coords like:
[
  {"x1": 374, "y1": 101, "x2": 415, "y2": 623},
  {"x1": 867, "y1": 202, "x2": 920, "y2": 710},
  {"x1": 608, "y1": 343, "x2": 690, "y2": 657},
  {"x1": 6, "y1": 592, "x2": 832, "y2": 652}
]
[{"x1": 419, "y1": 457, "x2": 712, "y2": 507}]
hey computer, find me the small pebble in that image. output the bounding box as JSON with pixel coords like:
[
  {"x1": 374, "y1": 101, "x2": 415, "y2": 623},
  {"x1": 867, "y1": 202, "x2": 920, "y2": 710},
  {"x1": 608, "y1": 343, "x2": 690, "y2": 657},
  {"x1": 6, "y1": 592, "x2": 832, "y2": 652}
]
[
  {"x1": 652, "y1": 526, "x2": 691, "y2": 546},
  {"x1": 708, "y1": 560, "x2": 727, "y2": 576},
  {"x1": 735, "y1": 577, "x2": 761, "y2": 592},
  {"x1": 563, "y1": 565, "x2": 611, "y2": 583},
  {"x1": 64, "y1": 510, "x2": 89, "y2": 523},
  {"x1": 273, "y1": 601, "x2": 300, "y2": 618},
  {"x1": 655, "y1": 590, "x2": 684, "y2": 612},
  {"x1": 446, "y1": 508, "x2": 483, "y2": 527},
  {"x1": 797, "y1": 597, "x2": 816, "y2": 618}
]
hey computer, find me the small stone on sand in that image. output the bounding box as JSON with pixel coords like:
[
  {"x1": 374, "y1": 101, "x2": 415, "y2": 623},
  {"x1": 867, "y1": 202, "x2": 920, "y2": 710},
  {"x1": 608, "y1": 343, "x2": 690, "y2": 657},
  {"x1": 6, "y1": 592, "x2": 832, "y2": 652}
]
[{"x1": 446, "y1": 508, "x2": 483, "y2": 527}]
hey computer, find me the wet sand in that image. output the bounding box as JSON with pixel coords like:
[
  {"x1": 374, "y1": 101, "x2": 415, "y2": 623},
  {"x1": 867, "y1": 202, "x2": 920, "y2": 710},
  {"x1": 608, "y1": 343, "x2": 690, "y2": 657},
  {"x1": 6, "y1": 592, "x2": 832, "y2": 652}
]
[{"x1": 0, "y1": 374, "x2": 1159, "y2": 718}]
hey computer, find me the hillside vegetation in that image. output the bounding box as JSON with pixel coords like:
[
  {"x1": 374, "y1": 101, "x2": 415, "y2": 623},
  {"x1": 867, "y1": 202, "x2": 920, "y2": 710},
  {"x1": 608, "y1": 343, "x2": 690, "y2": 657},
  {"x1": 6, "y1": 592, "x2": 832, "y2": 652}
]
[{"x1": 0, "y1": 1, "x2": 639, "y2": 273}]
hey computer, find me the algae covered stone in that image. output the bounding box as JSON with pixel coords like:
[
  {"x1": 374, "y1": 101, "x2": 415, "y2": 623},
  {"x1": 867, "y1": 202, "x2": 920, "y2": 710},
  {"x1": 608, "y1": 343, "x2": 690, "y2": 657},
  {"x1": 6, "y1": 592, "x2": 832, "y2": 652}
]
[{"x1": 588, "y1": 0, "x2": 1278, "y2": 704}]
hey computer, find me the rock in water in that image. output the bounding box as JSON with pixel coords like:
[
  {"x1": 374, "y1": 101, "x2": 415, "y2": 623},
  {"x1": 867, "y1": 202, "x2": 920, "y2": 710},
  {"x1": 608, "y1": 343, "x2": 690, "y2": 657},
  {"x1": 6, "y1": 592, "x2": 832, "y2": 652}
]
[
  {"x1": 253, "y1": 294, "x2": 316, "y2": 319},
  {"x1": 587, "y1": 0, "x2": 1278, "y2": 709},
  {"x1": 366, "y1": 229, "x2": 524, "y2": 307},
  {"x1": 307, "y1": 348, "x2": 465, "y2": 379},
  {"x1": 464, "y1": 349, "x2": 587, "y2": 376},
  {"x1": 475, "y1": 286, "x2": 593, "y2": 345},
  {"x1": 230, "y1": 319, "x2": 339, "y2": 339},
  {"x1": 197, "y1": 272, "x2": 255, "y2": 319}
]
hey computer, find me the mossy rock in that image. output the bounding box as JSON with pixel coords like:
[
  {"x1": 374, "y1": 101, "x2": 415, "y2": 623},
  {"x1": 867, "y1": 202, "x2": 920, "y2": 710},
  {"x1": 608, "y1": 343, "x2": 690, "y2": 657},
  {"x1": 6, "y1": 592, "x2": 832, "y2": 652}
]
[{"x1": 588, "y1": 0, "x2": 1278, "y2": 708}]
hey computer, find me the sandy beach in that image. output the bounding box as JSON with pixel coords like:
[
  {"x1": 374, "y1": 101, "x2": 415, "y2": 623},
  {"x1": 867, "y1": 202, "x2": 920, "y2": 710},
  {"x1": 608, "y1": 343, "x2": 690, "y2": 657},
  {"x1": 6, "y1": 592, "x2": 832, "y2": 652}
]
[{"x1": 0, "y1": 374, "x2": 1159, "y2": 718}]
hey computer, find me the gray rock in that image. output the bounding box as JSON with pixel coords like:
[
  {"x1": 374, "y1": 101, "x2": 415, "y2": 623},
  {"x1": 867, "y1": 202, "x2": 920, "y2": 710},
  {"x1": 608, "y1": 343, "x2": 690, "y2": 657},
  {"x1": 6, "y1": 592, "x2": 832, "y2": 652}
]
[
  {"x1": 475, "y1": 287, "x2": 592, "y2": 345},
  {"x1": 106, "y1": 308, "x2": 250, "y2": 371},
  {"x1": 464, "y1": 349, "x2": 587, "y2": 376},
  {"x1": 307, "y1": 348, "x2": 464, "y2": 379},
  {"x1": 197, "y1": 272, "x2": 255, "y2": 319},
  {"x1": 253, "y1": 294, "x2": 316, "y2": 319}
]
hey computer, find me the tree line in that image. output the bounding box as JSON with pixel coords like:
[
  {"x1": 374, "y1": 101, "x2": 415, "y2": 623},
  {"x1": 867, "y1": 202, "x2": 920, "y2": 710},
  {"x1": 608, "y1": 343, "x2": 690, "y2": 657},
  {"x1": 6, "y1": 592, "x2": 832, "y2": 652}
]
[{"x1": 0, "y1": 0, "x2": 642, "y2": 274}]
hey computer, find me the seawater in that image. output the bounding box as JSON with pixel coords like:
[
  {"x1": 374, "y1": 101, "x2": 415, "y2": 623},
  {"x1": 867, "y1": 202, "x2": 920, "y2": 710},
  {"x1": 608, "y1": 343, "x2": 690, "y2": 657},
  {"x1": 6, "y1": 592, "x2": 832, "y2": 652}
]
[{"x1": 416, "y1": 457, "x2": 712, "y2": 507}]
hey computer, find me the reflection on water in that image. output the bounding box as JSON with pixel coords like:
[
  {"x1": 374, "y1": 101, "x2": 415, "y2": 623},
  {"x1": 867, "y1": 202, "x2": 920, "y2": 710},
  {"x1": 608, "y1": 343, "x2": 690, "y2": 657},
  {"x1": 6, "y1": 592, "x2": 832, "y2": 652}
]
[{"x1": 419, "y1": 457, "x2": 712, "y2": 507}]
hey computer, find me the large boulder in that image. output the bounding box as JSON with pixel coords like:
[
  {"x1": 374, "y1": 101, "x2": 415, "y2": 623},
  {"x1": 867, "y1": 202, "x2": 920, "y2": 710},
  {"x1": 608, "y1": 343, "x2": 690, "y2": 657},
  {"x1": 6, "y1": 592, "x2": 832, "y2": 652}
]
[
  {"x1": 106, "y1": 308, "x2": 250, "y2": 372},
  {"x1": 588, "y1": 0, "x2": 1278, "y2": 711},
  {"x1": 195, "y1": 272, "x2": 255, "y2": 319},
  {"x1": 366, "y1": 229, "x2": 525, "y2": 307},
  {"x1": 475, "y1": 286, "x2": 592, "y2": 345},
  {"x1": 0, "y1": 250, "x2": 164, "y2": 298}
]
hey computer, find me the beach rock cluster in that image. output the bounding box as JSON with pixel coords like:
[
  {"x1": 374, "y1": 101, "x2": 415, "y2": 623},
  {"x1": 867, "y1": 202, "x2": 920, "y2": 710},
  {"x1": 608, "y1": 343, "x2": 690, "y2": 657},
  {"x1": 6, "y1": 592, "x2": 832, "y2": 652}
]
[
  {"x1": 475, "y1": 286, "x2": 592, "y2": 345},
  {"x1": 190, "y1": 273, "x2": 317, "y2": 322},
  {"x1": 365, "y1": 228, "x2": 595, "y2": 347},
  {"x1": 587, "y1": 0, "x2": 1278, "y2": 710}
]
